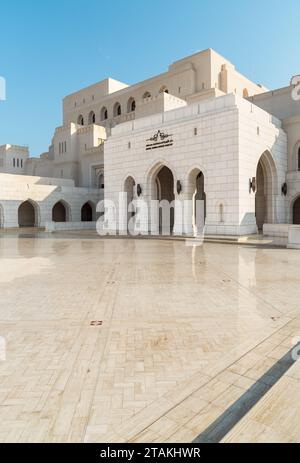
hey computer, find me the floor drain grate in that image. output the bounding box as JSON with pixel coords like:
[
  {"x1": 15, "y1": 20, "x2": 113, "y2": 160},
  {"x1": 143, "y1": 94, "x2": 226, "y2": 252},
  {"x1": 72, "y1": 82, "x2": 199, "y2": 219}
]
[{"x1": 90, "y1": 321, "x2": 103, "y2": 326}]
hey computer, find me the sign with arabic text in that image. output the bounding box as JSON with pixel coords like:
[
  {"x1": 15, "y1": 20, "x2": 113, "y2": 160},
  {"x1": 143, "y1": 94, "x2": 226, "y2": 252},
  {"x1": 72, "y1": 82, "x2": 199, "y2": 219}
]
[{"x1": 146, "y1": 130, "x2": 173, "y2": 151}]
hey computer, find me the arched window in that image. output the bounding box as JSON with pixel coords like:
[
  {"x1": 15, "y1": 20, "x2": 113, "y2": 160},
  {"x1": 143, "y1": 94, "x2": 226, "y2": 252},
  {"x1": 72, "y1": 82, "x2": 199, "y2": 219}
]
[
  {"x1": 298, "y1": 147, "x2": 300, "y2": 171},
  {"x1": 143, "y1": 91, "x2": 151, "y2": 99},
  {"x1": 159, "y1": 86, "x2": 169, "y2": 94},
  {"x1": 77, "y1": 115, "x2": 84, "y2": 125},
  {"x1": 97, "y1": 172, "x2": 104, "y2": 189},
  {"x1": 127, "y1": 97, "x2": 136, "y2": 113},
  {"x1": 100, "y1": 107, "x2": 108, "y2": 121},
  {"x1": 88, "y1": 111, "x2": 96, "y2": 124},
  {"x1": 113, "y1": 102, "x2": 121, "y2": 117}
]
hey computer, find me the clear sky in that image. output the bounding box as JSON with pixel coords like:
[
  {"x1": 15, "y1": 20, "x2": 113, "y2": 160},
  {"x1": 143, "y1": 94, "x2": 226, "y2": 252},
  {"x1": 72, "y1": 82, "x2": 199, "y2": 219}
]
[{"x1": 0, "y1": 0, "x2": 300, "y2": 156}]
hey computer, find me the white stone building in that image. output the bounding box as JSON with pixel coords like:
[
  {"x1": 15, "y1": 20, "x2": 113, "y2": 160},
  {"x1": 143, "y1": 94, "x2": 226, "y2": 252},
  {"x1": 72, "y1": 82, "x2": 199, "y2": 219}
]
[{"x1": 0, "y1": 48, "x2": 299, "y2": 235}]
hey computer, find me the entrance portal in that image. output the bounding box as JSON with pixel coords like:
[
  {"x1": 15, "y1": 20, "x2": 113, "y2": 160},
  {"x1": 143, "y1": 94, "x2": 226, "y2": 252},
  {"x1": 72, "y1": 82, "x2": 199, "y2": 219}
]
[
  {"x1": 187, "y1": 168, "x2": 206, "y2": 236},
  {"x1": 18, "y1": 201, "x2": 37, "y2": 227},
  {"x1": 81, "y1": 202, "x2": 93, "y2": 222},
  {"x1": 155, "y1": 166, "x2": 175, "y2": 234},
  {"x1": 255, "y1": 151, "x2": 277, "y2": 231},
  {"x1": 52, "y1": 201, "x2": 68, "y2": 222}
]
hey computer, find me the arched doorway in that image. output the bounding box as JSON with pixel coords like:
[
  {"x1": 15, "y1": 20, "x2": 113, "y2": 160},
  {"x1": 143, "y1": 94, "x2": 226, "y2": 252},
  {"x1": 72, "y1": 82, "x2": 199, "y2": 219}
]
[
  {"x1": 52, "y1": 201, "x2": 69, "y2": 222},
  {"x1": 124, "y1": 176, "x2": 136, "y2": 231},
  {"x1": 187, "y1": 168, "x2": 206, "y2": 236},
  {"x1": 18, "y1": 201, "x2": 38, "y2": 227},
  {"x1": 154, "y1": 165, "x2": 175, "y2": 234},
  {"x1": 293, "y1": 197, "x2": 300, "y2": 224},
  {"x1": 255, "y1": 151, "x2": 277, "y2": 231},
  {"x1": 81, "y1": 202, "x2": 94, "y2": 222}
]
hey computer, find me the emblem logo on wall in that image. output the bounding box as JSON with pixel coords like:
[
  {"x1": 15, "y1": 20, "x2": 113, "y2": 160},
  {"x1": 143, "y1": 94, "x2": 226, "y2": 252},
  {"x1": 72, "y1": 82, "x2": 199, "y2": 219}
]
[{"x1": 146, "y1": 130, "x2": 173, "y2": 151}]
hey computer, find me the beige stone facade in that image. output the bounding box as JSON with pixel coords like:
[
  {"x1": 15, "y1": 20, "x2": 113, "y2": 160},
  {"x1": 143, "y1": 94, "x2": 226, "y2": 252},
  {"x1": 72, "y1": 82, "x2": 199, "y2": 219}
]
[{"x1": 0, "y1": 48, "x2": 299, "y2": 234}]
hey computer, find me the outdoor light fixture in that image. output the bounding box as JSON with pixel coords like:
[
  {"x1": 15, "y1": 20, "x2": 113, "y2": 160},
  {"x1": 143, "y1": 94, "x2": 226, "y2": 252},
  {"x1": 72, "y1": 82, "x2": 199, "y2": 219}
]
[
  {"x1": 249, "y1": 177, "x2": 256, "y2": 193},
  {"x1": 282, "y1": 182, "x2": 288, "y2": 196},
  {"x1": 176, "y1": 180, "x2": 182, "y2": 195},
  {"x1": 137, "y1": 184, "x2": 142, "y2": 197}
]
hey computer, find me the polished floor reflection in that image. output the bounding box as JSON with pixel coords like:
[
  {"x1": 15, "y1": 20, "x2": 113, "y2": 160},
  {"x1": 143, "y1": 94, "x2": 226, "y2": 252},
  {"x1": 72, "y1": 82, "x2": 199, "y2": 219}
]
[{"x1": 0, "y1": 234, "x2": 299, "y2": 442}]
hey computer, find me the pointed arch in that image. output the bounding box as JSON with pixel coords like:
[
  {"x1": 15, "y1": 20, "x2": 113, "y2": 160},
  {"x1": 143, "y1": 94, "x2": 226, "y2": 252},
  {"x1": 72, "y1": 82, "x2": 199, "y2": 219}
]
[
  {"x1": 127, "y1": 97, "x2": 136, "y2": 113},
  {"x1": 88, "y1": 111, "x2": 96, "y2": 124},
  {"x1": 81, "y1": 201, "x2": 95, "y2": 222},
  {"x1": 113, "y1": 102, "x2": 122, "y2": 117},
  {"x1": 100, "y1": 106, "x2": 108, "y2": 121},
  {"x1": 18, "y1": 199, "x2": 40, "y2": 228},
  {"x1": 255, "y1": 150, "x2": 278, "y2": 229},
  {"x1": 77, "y1": 115, "x2": 84, "y2": 126},
  {"x1": 186, "y1": 167, "x2": 206, "y2": 235},
  {"x1": 52, "y1": 200, "x2": 71, "y2": 223}
]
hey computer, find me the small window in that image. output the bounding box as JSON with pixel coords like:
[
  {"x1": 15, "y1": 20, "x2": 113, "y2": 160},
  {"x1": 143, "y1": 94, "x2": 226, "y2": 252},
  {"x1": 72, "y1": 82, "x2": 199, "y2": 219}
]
[
  {"x1": 101, "y1": 107, "x2": 108, "y2": 121},
  {"x1": 298, "y1": 147, "x2": 300, "y2": 171},
  {"x1": 89, "y1": 111, "x2": 96, "y2": 124},
  {"x1": 77, "y1": 115, "x2": 84, "y2": 125},
  {"x1": 159, "y1": 86, "x2": 169, "y2": 94},
  {"x1": 194, "y1": 128, "x2": 198, "y2": 136},
  {"x1": 21, "y1": 159, "x2": 23, "y2": 168},
  {"x1": 64, "y1": 141, "x2": 67, "y2": 153},
  {"x1": 113, "y1": 102, "x2": 121, "y2": 117},
  {"x1": 128, "y1": 141, "x2": 131, "y2": 149},
  {"x1": 257, "y1": 126, "x2": 260, "y2": 136},
  {"x1": 127, "y1": 97, "x2": 136, "y2": 113},
  {"x1": 13, "y1": 158, "x2": 15, "y2": 167},
  {"x1": 17, "y1": 159, "x2": 19, "y2": 168}
]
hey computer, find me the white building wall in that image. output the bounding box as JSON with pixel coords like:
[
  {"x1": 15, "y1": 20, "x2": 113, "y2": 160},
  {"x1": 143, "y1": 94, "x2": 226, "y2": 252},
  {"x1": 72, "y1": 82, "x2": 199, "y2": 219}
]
[
  {"x1": 238, "y1": 97, "x2": 288, "y2": 233},
  {"x1": 0, "y1": 173, "x2": 102, "y2": 228},
  {"x1": 105, "y1": 94, "x2": 242, "y2": 235}
]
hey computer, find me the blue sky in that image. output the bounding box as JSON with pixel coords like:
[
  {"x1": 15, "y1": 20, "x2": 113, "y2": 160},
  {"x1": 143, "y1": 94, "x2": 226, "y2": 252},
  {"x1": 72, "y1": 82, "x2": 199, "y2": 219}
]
[{"x1": 0, "y1": 0, "x2": 300, "y2": 156}]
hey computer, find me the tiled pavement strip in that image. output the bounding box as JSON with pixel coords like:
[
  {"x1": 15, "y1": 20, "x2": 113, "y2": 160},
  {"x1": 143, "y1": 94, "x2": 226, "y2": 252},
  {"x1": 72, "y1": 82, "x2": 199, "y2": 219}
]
[
  {"x1": 0, "y1": 233, "x2": 300, "y2": 442},
  {"x1": 99, "y1": 319, "x2": 300, "y2": 443}
]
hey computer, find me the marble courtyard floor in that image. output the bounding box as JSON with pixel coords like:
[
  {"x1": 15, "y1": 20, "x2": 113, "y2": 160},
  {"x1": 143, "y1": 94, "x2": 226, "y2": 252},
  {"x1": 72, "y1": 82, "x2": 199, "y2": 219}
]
[{"x1": 0, "y1": 232, "x2": 300, "y2": 443}]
